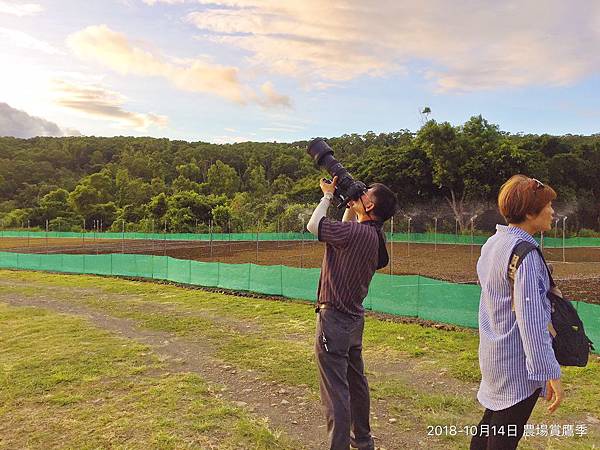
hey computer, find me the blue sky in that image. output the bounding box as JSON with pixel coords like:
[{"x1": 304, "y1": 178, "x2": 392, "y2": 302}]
[{"x1": 1, "y1": 0, "x2": 599, "y2": 142}]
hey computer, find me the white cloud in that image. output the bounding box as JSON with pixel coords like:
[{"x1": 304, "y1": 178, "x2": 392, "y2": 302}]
[
  {"x1": 185, "y1": 0, "x2": 600, "y2": 92},
  {"x1": 0, "y1": 1, "x2": 43, "y2": 16},
  {"x1": 67, "y1": 24, "x2": 290, "y2": 107},
  {"x1": 0, "y1": 27, "x2": 63, "y2": 55},
  {"x1": 51, "y1": 80, "x2": 169, "y2": 130},
  {"x1": 0, "y1": 102, "x2": 80, "y2": 138}
]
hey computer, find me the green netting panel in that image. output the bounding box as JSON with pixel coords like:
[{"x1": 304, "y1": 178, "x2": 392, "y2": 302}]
[
  {"x1": 190, "y1": 260, "x2": 219, "y2": 287},
  {"x1": 80, "y1": 254, "x2": 113, "y2": 276},
  {"x1": 62, "y1": 254, "x2": 84, "y2": 274},
  {"x1": 366, "y1": 274, "x2": 420, "y2": 316},
  {"x1": 0, "y1": 251, "x2": 598, "y2": 355},
  {"x1": 281, "y1": 266, "x2": 319, "y2": 302},
  {"x1": 152, "y1": 256, "x2": 168, "y2": 280},
  {"x1": 218, "y1": 263, "x2": 252, "y2": 292},
  {"x1": 3, "y1": 230, "x2": 600, "y2": 247},
  {"x1": 15, "y1": 253, "x2": 43, "y2": 271},
  {"x1": 249, "y1": 264, "x2": 284, "y2": 296},
  {"x1": 0, "y1": 252, "x2": 18, "y2": 268},
  {"x1": 111, "y1": 254, "x2": 136, "y2": 277},
  {"x1": 132, "y1": 254, "x2": 155, "y2": 279},
  {"x1": 168, "y1": 257, "x2": 192, "y2": 285},
  {"x1": 417, "y1": 278, "x2": 480, "y2": 328}
]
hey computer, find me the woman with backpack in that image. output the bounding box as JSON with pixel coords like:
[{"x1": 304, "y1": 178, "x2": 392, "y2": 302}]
[{"x1": 470, "y1": 175, "x2": 563, "y2": 450}]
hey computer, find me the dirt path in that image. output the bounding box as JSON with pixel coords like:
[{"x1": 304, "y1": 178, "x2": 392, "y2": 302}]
[{"x1": 0, "y1": 279, "x2": 465, "y2": 449}]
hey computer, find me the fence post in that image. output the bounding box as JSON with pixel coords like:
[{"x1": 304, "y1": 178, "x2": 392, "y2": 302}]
[
  {"x1": 562, "y1": 216, "x2": 568, "y2": 262},
  {"x1": 27, "y1": 219, "x2": 31, "y2": 251},
  {"x1": 151, "y1": 218, "x2": 155, "y2": 254},
  {"x1": 455, "y1": 218, "x2": 459, "y2": 243},
  {"x1": 210, "y1": 219, "x2": 214, "y2": 259},
  {"x1": 256, "y1": 224, "x2": 259, "y2": 264},
  {"x1": 554, "y1": 218, "x2": 559, "y2": 239},
  {"x1": 470, "y1": 215, "x2": 478, "y2": 262},
  {"x1": 434, "y1": 217, "x2": 438, "y2": 252},
  {"x1": 122, "y1": 219, "x2": 125, "y2": 254},
  {"x1": 389, "y1": 216, "x2": 394, "y2": 276},
  {"x1": 45, "y1": 219, "x2": 49, "y2": 254},
  {"x1": 405, "y1": 216, "x2": 412, "y2": 258},
  {"x1": 301, "y1": 217, "x2": 306, "y2": 269},
  {"x1": 228, "y1": 219, "x2": 232, "y2": 254},
  {"x1": 163, "y1": 220, "x2": 167, "y2": 256}
]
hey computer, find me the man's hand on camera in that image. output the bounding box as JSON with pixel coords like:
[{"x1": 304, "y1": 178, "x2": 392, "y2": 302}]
[{"x1": 320, "y1": 176, "x2": 338, "y2": 196}]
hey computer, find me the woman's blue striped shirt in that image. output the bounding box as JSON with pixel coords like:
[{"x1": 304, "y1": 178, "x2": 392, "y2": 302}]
[{"x1": 476, "y1": 225, "x2": 560, "y2": 411}]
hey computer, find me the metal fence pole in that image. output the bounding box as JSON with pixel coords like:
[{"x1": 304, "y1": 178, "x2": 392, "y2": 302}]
[
  {"x1": 163, "y1": 220, "x2": 167, "y2": 256},
  {"x1": 228, "y1": 219, "x2": 232, "y2": 255},
  {"x1": 434, "y1": 217, "x2": 438, "y2": 252},
  {"x1": 122, "y1": 219, "x2": 125, "y2": 254},
  {"x1": 389, "y1": 215, "x2": 394, "y2": 276},
  {"x1": 256, "y1": 224, "x2": 259, "y2": 264},
  {"x1": 562, "y1": 216, "x2": 567, "y2": 262},
  {"x1": 301, "y1": 217, "x2": 305, "y2": 269},
  {"x1": 27, "y1": 219, "x2": 31, "y2": 251},
  {"x1": 151, "y1": 218, "x2": 155, "y2": 254},
  {"x1": 406, "y1": 216, "x2": 412, "y2": 258},
  {"x1": 470, "y1": 216, "x2": 476, "y2": 262},
  {"x1": 455, "y1": 218, "x2": 459, "y2": 242},
  {"x1": 45, "y1": 219, "x2": 49, "y2": 254},
  {"x1": 210, "y1": 219, "x2": 214, "y2": 259}
]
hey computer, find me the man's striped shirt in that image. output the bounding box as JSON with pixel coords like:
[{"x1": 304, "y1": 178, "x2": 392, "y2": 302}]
[
  {"x1": 316, "y1": 217, "x2": 380, "y2": 316},
  {"x1": 476, "y1": 225, "x2": 560, "y2": 411}
]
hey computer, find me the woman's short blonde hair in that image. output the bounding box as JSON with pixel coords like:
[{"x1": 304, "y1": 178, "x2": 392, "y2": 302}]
[{"x1": 498, "y1": 175, "x2": 557, "y2": 224}]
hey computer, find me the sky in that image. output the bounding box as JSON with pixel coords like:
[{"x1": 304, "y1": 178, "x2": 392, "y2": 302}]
[{"x1": 0, "y1": 0, "x2": 599, "y2": 143}]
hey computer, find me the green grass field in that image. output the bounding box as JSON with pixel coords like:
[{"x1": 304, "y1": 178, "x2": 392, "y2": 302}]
[{"x1": 1, "y1": 269, "x2": 599, "y2": 449}]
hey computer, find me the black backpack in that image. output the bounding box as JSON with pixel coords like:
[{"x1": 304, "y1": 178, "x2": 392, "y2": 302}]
[{"x1": 508, "y1": 241, "x2": 594, "y2": 367}]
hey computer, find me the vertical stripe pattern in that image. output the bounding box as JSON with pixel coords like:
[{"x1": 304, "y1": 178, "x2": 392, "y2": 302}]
[
  {"x1": 477, "y1": 225, "x2": 561, "y2": 411},
  {"x1": 317, "y1": 217, "x2": 379, "y2": 316}
]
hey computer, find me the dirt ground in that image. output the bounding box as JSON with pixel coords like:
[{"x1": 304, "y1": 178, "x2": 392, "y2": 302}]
[{"x1": 2, "y1": 236, "x2": 599, "y2": 304}]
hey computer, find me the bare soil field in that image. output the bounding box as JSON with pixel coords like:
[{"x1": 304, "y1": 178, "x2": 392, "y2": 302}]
[{"x1": 2, "y1": 237, "x2": 598, "y2": 304}]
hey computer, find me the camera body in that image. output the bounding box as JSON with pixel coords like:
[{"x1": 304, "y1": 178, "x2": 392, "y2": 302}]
[{"x1": 307, "y1": 138, "x2": 367, "y2": 208}]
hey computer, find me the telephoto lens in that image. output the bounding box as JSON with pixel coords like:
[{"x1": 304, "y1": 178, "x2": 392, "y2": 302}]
[{"x1": 307, "y1": 138, "x2": 367, "y2": 208}]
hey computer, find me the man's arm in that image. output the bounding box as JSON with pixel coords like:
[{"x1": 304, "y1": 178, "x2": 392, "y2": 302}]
[
  {"x1": 306, "y1": 176, "x2": 338, "y2": 237},
  {"x1": 342, "y1": 204, "x2": 357, "y2": 222},
  {"x1": 307, "y1": 193, "x2": 332, "y2": 236}
]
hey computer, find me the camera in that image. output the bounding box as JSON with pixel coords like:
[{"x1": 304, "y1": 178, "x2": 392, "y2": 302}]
[{"x1": 307, "y1": 138, "x2": 367, "y2": 208}]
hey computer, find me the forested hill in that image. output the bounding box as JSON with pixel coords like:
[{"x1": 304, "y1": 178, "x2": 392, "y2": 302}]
[{"x1": 1, "y1": 115, "x2": 599, "y2": 234}]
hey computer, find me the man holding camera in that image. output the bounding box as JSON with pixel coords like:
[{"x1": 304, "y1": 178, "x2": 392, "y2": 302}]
[{"x1": 307, "y1": 175, "x2": 397, "y2": 450}]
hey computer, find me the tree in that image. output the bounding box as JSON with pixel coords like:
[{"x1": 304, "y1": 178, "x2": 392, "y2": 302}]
[
  {"x1": 212, "y1": 205, "x2": 231, "y2": 230},
  {"x1": 245, "y1": 164, "x2": 269, "y2": 198},
  {"x1": 206, "y1": 160, "x2": 241, "y2": 196},
  {"x1": 148, "y1": 192, "x2": 168, "y2": 220}
]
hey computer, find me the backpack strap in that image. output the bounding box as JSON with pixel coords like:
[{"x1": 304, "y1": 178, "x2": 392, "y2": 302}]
[
  {"x1": 508, "y1": 240, "x2": 558, "y2": 337},
  {"x1": 507, "y1": 240, "x2": 538, "y2": 307}
]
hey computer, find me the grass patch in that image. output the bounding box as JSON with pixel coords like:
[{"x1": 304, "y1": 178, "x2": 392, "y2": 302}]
[
  {"x1": 1, "y1": 269, "x2": 600, "y2": 449},
  {"x1": 0, "y1": 301, "x2": 298, "y2": 449}
]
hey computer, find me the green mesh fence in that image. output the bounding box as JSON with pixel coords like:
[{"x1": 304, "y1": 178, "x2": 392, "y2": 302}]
[
  {"x1": 0, "y1": 251, "x2": 597, "y2": 353},
  {"x1": 2, "y1": 229, "x2": 600, "y2": 247}
]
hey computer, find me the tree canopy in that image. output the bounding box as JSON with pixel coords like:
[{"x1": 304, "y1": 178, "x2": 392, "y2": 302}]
[{"x1": 0, "y1": 117, "x2": 599, "y2": 233}]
